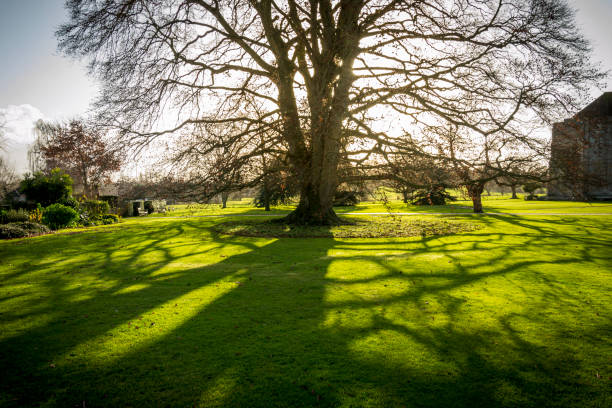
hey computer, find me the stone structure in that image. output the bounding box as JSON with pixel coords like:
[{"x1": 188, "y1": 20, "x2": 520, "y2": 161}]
[{"x1": 548, "y1": 92, "x2": 612, "y2": 200}]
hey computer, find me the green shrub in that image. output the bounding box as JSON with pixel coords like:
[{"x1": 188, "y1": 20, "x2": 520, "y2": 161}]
[
  {"x1": 523, "y1": 182, "x2": 542, "y2": 201},
  {"x1": 20, "y1": 169, "x2": 73, "y2": 207},
  {"x1": 144, "y1": 201, "x2": 154, "y2": 214},
  {"x1": 81, "y1": 200, "x2": 110, "y2": 219},
  {"x1": 333, "y1": 190, "x2": 362, "y2": 206},
  {"x1": 411, "y1": 187, "x2": 455, "y2": 206},
  {"x1": 102, "y1": 214, "x2": 119, "y2": 224},
  {"x1": 43, "y1": 204, "x2": 79, "y2": 229},
  {"x1": 13, "y1": 222, "x2": 50, "y2": 234},
  {"x1": 0, "y1": 209, "x2": 30, "y2": 224},
  {"x1": 0, "y1": 222, "x2": 49, "y2": 239},
  {"x1": 58, "y1": 196, "x2": 80, "y2": 210},
  {"x1": 0, "y1": 224, "x2": 28, "y2": 239}
]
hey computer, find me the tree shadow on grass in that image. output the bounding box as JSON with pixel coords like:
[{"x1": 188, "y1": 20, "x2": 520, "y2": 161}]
[{"x1": 0, "y1": 217, "x2": 610, "y2": 407}]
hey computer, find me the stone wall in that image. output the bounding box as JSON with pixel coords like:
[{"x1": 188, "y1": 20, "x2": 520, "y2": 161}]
[{"x1": 547, "y1": 93, "x2": 612, "y2": 200}]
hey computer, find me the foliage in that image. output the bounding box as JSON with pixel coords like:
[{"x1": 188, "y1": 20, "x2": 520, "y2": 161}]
[
  {"x1": 333, "y1": 190, "x2": 362, "y2": 206},
  {"x1": 253, "y1": 183, "x2": 294, "y2": 208},
  {"x1": 411, "y1": 187, "x2": 456, "y2": 206},
  {"x1": 143, "y1": 200, "x2": 166, "y2": 214},
  {"x1": 20, "y1": 169, "x2": 73, "y2": 207},
  {"x1": 0, "y1": 222, "x2": 49, "y2": 239},
  {"x1": 35, "y1": 119, "x2": 123, "y2": 197},
  {"x1": 523, "y1": 182, "x2": 542, "y2": 201},
  {"x1": 0, "y1": 156, "x2": 17, "y2": 202},
  {"x1": 143, "y1": 201, "x2": 154, "y2": 214},
  {"x1": 81, "y1": 200, "x2": 110, "y2": 219},
  {"x1": 42, "y1": 203, "x2": 79, "y2": 230},
  {"x1": 58, "y1": 196, "x2": 80, "y2": 210},
  {"x1": 99, "y1": 195, "x2": 119, "y2": 209},
  {"x1": 102, "y1": 214, "x2": 119, "y2": 224},
  {"x1": 0, "y1": 209, "x2": 30, "y2": 224},
  {"x1": 28, "y1": 205, "x2": 43, "y2": 223},
  {"x1": 0, "y1": 224, "x2": 28, "y2": 239}
]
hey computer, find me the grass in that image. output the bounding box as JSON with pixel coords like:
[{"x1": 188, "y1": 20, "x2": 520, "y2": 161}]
[
  {"x1": 0, "y1": 201, "x2": 611, "y2": 407},
  {"x1": 214, "y1": 216, "x2": 482, "y2": 238},
  {"x1": 156, "y1": 196, "x2": 612, "y2": 218}
]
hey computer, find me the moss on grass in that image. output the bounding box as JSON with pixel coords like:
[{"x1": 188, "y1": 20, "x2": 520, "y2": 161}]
[{"x1": 214, "y1": 216, "x2": 482, "y2": 238}]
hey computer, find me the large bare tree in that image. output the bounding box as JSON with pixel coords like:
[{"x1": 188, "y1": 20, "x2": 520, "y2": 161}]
[{"x1": 58, "y1": 0, "x2": 604, "y2": 224}]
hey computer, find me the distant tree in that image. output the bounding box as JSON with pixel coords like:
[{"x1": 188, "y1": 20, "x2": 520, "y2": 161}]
[
  {"x1": 0, "y1": 157, "x2": 17, "y2": 203},
  {"x1": 523, "y1": 182, "x2": 543, "y2": 200},
  {"x1": 385, "y1": 154, "x2": 456, "y2": 204},
  {"x1": 497, "y1": 176, "x2": 522, "y2": 199},
  {"x1": 36, "y1": 120, "x2": 123, "y2": 198},
  {"x1": 403, "y1": 124, "x2": 550, "y2": 213},
  {"x1": 20, "y1": 169, "x2": 73, "y2": 207},
  {"x1": 0, "y1": 121, "x2": 18, "y2": 202},
  {"x1": 411, "y1": 186, "x2": 455, "y2": 206}
]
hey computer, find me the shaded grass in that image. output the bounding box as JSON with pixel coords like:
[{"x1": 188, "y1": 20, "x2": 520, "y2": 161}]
[
  {"x1": 0, "y1": 211, "x2": 611, "y2": 407},
  {"x1": 214, "y1": 216, "x2": 482, "y2": 238}
]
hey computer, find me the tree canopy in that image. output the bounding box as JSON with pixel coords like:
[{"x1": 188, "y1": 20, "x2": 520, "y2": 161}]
[
  {"x1": 58, "y1": 0, "x2": 604, "y2": 223},
  {"x1": 35, "y1": 120, "x2": 123, "y2": 198}
]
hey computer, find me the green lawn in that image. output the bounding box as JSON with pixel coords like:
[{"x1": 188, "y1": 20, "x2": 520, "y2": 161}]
[
  {"x1": 1, "y1": 203, "x2": 611, "y2": 407},
  {"x1": 157, "y1": 197, "x2": 612, "y2": 217}
]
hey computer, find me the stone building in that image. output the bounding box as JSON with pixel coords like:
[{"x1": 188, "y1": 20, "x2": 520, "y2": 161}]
[{"x1": 548, "y1": 92, "x2": 612, "y2": 200}]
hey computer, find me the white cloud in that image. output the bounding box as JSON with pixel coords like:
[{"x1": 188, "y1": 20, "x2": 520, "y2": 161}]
[
  {"x1": 0, "y1": 104, "x2": 47, "y2": 144},
  {"x1": 0, "y1": 104, "x2": 48, "y2": 175}
]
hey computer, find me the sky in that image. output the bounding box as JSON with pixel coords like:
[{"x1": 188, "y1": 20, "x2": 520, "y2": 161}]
[{"x1": 0, "y1": 0, "x2": 611, "y2": 174}]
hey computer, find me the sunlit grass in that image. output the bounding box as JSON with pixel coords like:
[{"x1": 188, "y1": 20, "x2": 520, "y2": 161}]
[
  {"x1": 155, "y1": 197, "x2": 612, "y2": 218},
  {"x1": 0, "y1": 207, "x2": 610, "y2": 407}
]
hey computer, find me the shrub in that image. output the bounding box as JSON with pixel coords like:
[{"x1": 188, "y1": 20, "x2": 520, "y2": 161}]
[
  {"x1": 29, "y1": 205, "x2": 43, "y2": 223},
  {"x1": 333, "y1": 190, "x2": 362, "y2": 206},
  {"x1": 0, "y1": 209, "x2": 30, "y2": 224},
  {"x1": 43, "y1": 203, "x2": 79, "y2": 229},
  {"x1": 102, "y1": 214, "x2": 119, "y2": 224},
  {"x1": 99, "y1": 195, "x2": 119, "y2": 210},
  {"x1": 20, "y1": 169, "x2": 73, "y2": 207},
  {"x1": 523, "y1": 182, "x2": 542, "y2": 201},
  {"x1": 14, "y1": 221, "x2": 50, "y2": 234},
  {"x1": 144, "y1": 201, "x2": 154, "y2": 214},
  {"x1": 58, "y1": 196, "x2": 80, "y2": 210},
  {"x1": 81, "y1": 200, "x2": 110, "y2": 219},
  {"x1": 0, "y1": 222, "x2": 49, "y2": 239},
  {"x1": 411, "y1": 187, "x2": 455, "y2": 206},
  {"x1": 0, "y1": 224, "x2": 28, "y2": 239},
  {"x1": 143, "y1": 200, "x2": 167, "y2": 214}
]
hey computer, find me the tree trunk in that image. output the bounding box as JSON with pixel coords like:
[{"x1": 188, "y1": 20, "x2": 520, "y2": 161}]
[
  {"x1": 282, "y1": 117, "x2": 343, "y2": 225},
  {"x1": 467, "y1": 183, "x2": 485, "y2": 213},
  {"x1": 221, "y1": 192, "x2": 229, "y2": 209},
  {"x1": 402, "y1": 189, "x2": 409, "y2": 204},
  {"x1": 263, "y1": 185, "x2": 271, "y2": 212},
  {"x1": 511, "y1": 185, "x2": 518, "y2": 199},
  {"x1": 283, "y1": 179, "x2": 342, "y2": 225}
]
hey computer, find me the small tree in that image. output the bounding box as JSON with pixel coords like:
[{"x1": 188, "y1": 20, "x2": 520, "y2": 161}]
[
  {"x1": 411, "y1": 186, "x2": 455, "y2": 206},
  {"x1": 36, "y1": 120, "x2": 123, "y2": 198},
  {"x1": 20, "y1": 169, "x2": 73, "y2": 207},
  {"x1": 0, "y1": 157, "x2": 17, "y2": 203},
  {"x1": 523, "y1": 182, "x2": 542, "y2": 200}
]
